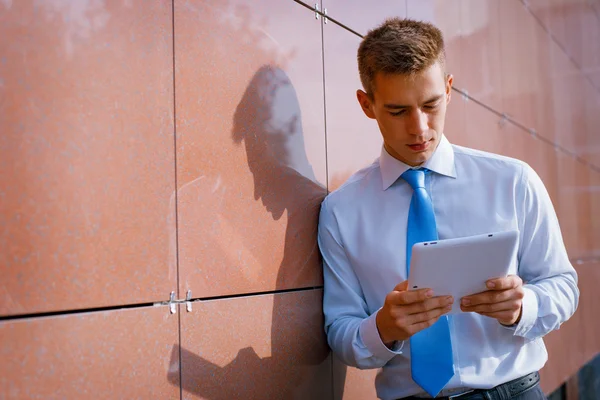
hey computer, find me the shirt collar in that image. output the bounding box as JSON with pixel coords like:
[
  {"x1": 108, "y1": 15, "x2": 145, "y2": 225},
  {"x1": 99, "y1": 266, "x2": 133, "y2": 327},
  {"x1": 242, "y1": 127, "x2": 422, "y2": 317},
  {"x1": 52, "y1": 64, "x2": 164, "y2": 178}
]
[{"x1": 379, "y1": 134, "x2": 457, "y2": 190}]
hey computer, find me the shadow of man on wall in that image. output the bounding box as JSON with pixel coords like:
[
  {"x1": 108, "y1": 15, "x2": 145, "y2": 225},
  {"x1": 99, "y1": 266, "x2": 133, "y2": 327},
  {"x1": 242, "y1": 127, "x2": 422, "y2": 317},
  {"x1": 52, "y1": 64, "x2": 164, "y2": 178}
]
[{"x1": 168, "y1": 65, "x2": 339, "y2": 398}]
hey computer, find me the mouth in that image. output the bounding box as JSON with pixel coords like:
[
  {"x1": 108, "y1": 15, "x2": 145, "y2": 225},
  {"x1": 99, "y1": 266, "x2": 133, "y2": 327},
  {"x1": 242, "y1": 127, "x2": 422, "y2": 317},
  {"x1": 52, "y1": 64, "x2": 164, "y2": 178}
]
[{"x1": 407, "y1": 139, "x2": 433, "y2": 152}]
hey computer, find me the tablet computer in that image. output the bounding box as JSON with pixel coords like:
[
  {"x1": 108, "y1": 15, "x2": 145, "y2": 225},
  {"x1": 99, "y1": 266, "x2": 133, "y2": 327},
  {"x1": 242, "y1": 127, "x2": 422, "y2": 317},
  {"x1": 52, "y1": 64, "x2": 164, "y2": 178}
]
[{"x1": 407, "y1": 230, "x2": 519, "y2": 314}]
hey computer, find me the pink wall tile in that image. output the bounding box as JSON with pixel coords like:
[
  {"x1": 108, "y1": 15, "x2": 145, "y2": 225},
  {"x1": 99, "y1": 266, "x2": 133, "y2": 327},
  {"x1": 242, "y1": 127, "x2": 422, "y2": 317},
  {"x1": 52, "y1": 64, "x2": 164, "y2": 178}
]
[
  {"x1": 550, "y1": 38, "x2": 579, "y2": 150},
  {"x1": 0, "y1": 0, "x2": 176, "y2": 316},
  {"x1": 0, "y1": 305, "x2": 179, "y2": 399},
  {"x1": 548, "y1": 0, "x2": 569, "y2": 51},
  {"x1": 460, "y1": 99, "x2": 503, "y2": 153},
  {"x1": 406, "y1": 0, "x2": 464, "y2": 88},
  {"x1": 590, "y1": 171, "x2": 600, "y2": 258},
  {"x1": 322, "y1": 0, "x2": 406, "y2": 36},
  {"x1": 556, "y1": 151, "x2": 592, "y2": 259},
  {"x1": 323, "y1": 22, "x2": 382, "y2": 191},
  {"x1": 580, "y1": 6, "x2": 600, "y2": 82},
  {"x1": 333, "y1": 357, "x2": 378, "y2": 400},
  {"x1": 174, "y1": 0, "x2": 327, "y2": 298},
  {"x1": 444, "y1": 88, "x2": 467, "y2": 145},
  {"x1": 498, "y1": 0, "x2": 552, "y2": 134},
  {"x1": 582, "y1": 82, "x2": 600, "y2": 165},
  {"x1": 525, "y1": 0, "x2": 552, "y2": 28},
  {"x1": 541, "y1": 261, "x2": 600, "y2": 394},
  {"x1": 177, "y1": 289, "x2": 331, "y2": 399},
  {"x1": 459, "y1": 0, "x2": 503, "y2": 110}
]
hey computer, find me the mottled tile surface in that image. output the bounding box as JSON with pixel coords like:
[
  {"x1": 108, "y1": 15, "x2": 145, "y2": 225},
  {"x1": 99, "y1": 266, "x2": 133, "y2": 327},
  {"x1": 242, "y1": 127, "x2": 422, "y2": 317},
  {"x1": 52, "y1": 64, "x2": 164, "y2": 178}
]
[
  {"x1": 177, "y1": 289, "x2": 331, "y2": 399},
  {"x1": 0, "y1": 305, "x2": 179, "y2": 399},
  {"x1": 322, "y1": 0, "x2": 406, "y2": 36},
  {"x1": 333, "y1": 356, "x2": 378, "y2": 400},
  {"x1": 0, "y1": 0, "x2": 176, "y2": 316},
  {"x1": 174, "y1": 0, "x2": 327, "y2": 298},
  {"x1": 323, "y1": 21, "x2": 381, "y2": 191}
]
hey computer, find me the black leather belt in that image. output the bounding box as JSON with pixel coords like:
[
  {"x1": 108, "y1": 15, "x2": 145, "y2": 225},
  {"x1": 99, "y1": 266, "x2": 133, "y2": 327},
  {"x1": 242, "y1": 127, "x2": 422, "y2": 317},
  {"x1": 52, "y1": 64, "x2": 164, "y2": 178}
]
[{"x1": 401, "y1": 371, "x2": 541, "y2": 400}]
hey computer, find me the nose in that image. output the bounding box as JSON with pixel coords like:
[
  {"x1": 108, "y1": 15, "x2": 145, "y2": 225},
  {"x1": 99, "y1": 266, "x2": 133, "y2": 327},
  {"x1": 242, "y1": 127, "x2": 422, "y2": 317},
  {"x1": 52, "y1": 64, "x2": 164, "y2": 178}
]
[{"x1": 407, "y1": 109, "x2": 428, "y2": 136}]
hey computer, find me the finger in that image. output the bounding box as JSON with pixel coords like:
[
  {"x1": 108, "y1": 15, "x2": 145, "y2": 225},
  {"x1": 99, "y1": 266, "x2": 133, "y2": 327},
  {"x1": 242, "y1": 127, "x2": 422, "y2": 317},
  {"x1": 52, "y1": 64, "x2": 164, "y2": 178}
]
[
  {"x1": 462, "y1": 288, "x2": 523, "y2": 306},
  {"x1": 395, "y1": 288, "x2": 435, "y2": 305},
  {"x1": 461, "y1": 299, "x2": 521, "y2": 314},
  {"x1": 385, "y1": 288, "x2": 432, "y2": 307},
  {"x1": 407, "y1": 304, "x2": 453, "y2": 325},
  {"x1": 393, "y1": 280, "x2": 409, "y2": 292},
  {"x1": 405, "y1": 296, "x2": 454, "y2": 315},
  {"x1": 407, "y1": 315, "x2": 443, "y2": 335},
  {"x1": 485, "y1": 275, "x2": 523, "y2": 291}
]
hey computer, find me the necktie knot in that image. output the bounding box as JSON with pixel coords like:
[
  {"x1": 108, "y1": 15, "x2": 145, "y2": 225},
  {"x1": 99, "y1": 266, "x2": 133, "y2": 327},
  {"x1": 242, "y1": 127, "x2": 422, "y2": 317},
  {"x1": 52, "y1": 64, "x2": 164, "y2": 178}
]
[{"x1": 401, "y1": 168, "x2": 426, "y2": 190}]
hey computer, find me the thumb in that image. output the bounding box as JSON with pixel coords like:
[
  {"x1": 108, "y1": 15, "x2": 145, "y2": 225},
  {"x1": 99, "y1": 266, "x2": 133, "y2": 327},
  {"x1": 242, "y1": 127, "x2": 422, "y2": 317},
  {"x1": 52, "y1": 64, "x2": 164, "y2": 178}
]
[{"x1": 393, "y1": 280, "x2": 408, "y2": 292}]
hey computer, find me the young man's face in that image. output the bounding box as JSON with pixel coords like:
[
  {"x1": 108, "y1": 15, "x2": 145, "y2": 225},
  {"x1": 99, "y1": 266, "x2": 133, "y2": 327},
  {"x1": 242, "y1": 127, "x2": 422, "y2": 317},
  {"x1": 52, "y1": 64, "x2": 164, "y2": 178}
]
[{"x1": 357, "y1": 62, "x2": 453, "y2": 167}]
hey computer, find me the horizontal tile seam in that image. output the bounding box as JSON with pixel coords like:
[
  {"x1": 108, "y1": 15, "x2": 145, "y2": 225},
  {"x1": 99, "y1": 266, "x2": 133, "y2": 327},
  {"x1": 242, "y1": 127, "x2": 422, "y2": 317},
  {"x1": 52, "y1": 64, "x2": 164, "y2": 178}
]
[
  {"x1": 0, "y1": 286, "x2": 324, "y2": 322},
  {"x1": 452, "y1": 87, "x2": 600, "y2": 173}
]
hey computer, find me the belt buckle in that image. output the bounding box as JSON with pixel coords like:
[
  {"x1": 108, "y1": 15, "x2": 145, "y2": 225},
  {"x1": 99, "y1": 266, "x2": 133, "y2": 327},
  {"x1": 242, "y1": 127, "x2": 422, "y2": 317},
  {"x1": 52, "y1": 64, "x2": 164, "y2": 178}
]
[{"x1": 448, "y1": 390, "x2": 475, "y2": 399}]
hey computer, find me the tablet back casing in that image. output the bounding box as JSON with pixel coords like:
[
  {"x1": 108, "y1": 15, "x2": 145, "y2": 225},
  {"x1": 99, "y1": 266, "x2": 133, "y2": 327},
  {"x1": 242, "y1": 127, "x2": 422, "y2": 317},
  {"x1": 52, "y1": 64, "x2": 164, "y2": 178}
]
[{"x1": 407, "y1": 230, "x2": 519, "y2": 314}]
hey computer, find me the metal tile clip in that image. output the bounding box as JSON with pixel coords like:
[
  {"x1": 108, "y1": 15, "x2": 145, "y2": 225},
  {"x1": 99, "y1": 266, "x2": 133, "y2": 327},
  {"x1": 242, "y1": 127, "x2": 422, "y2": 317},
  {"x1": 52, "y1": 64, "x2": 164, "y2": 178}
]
[
  {"x1": 528, "y1": 128, "x2": 537, "y2": 138},
  {"x1": 498, "y1": 113, "x2": 509, "y2": 128},
  {"x1": 169, "y1": 291, "x2": 177, "y2": 314},
  {"x1": 315, "y1": 3, "x2": 320, "y2": 20},
  {"x1": 186, "y1": 290, "x2": 193, "y2": 312}
]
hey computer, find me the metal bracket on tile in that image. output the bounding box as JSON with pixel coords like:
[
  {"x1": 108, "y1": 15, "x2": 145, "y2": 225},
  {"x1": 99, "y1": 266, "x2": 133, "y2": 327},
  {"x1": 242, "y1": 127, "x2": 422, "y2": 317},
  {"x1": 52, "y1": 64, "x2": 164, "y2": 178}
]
[
  {"x1": 528, "y1": 128, "x2": 537, "y2": 138},
  {"x1": 324, "y1": 8, "x2": 328, "y2": 24},
  {"x1": 315, "y1": 3, "x2": 320, "y2": 20},
  {"x1": 461, "y1": 89, "x2": 469, "y2": 103},
  {"x1": 185, "y1": 290, "x2": 193, "y2": 312},
  {"x1": 169, "y1": 291, "x2": 177, "y2": 314},
  {"x1": 498, "y1": 113, "x2": 509, "y2": 128},
  {"x1": 159, "y1": 290, "x2": 195, "y2": 314}
]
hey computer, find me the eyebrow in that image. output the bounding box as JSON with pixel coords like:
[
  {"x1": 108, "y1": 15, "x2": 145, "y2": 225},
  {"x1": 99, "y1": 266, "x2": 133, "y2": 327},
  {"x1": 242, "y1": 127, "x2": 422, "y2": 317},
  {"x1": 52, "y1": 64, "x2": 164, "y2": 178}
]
[{"x1": 383, "y1": 94, "x2": 444, "y2": 110}]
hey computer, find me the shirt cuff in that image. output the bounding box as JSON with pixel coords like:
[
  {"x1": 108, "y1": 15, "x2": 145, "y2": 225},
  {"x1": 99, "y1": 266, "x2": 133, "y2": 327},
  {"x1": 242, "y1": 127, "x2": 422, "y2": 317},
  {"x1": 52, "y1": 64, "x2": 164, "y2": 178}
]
[
  {"x1": 502, "y1": 285, "x2": 538, "y2": 336},
  {"x1": 359, "y1": 308, "x2": 405, "y2": 362}
]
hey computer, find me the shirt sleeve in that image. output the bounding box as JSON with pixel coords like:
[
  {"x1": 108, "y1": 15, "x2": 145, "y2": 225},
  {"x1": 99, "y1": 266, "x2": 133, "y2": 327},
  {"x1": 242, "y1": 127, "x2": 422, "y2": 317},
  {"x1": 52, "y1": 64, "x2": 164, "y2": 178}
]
[
  {"x1": 318, "y1": 197, "x2": 404, "y2": 369},
  {"x1": 511, "y1": 164, "x2": 579, "y2": 339}
]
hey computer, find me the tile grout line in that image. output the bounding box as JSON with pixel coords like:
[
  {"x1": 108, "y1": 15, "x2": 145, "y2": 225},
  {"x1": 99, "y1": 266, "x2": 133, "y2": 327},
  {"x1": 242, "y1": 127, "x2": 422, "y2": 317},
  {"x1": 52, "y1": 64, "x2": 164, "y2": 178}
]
[
  {"x1": 452, "y1": 87, "x2": 600, "y2": 173},
  {"x1": 170, "y1": 1, "x2": 183, "y2": 398},
  {"x1": 0, "y1": 286, "x2": 326, "y2": 322},
  {"x1": 320, "y1": 0, "x2": 330, "y2": 194}
]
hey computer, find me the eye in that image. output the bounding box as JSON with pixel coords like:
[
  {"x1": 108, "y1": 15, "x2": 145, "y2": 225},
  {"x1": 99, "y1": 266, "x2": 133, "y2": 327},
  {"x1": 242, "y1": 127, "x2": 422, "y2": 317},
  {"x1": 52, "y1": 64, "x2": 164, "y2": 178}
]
[
  {"x1": 423, "y1": 102, "x2": 440, "y2": 111},
  {"x1": 390, "y1": 110, "x2": 406, "y2": 116}
]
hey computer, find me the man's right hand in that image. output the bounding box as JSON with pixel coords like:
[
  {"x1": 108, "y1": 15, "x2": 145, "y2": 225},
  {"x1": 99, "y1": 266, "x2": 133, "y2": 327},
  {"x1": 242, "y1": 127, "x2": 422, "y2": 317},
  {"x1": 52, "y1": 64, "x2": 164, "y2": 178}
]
[{"x1": 376, "y1": 280, "x2": 453, "y2": 345}]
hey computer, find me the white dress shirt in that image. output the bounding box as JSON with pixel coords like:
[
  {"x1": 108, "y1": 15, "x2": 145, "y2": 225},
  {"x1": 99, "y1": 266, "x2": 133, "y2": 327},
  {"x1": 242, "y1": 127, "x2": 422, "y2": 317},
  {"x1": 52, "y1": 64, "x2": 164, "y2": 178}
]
[{"x1": 318, "y1": 135, "x2": 579, "y2": 400}]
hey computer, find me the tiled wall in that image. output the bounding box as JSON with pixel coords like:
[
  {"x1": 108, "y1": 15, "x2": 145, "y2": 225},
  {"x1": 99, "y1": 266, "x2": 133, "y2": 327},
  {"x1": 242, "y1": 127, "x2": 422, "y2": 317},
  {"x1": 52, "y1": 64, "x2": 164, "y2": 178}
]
[{"x1": 0, "y1": 0, "x2": 598, "y2": 398}]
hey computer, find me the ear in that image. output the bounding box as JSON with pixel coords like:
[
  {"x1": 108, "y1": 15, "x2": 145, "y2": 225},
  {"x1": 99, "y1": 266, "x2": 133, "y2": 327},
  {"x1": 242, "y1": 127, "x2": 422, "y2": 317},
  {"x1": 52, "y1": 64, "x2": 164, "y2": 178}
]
[
  {"x1": 356, "y1": 89, "x2": 376, "y2": 119},
  {"x1": 445, "y1": 74, "x2": 453, "y2": 105}
]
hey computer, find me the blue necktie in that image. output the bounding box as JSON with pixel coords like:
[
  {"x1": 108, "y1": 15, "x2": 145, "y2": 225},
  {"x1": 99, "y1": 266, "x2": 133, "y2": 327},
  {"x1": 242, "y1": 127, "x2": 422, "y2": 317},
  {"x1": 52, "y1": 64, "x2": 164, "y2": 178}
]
[{"x1": 402, "y1": 168, "x2": 455, "y2": 397}]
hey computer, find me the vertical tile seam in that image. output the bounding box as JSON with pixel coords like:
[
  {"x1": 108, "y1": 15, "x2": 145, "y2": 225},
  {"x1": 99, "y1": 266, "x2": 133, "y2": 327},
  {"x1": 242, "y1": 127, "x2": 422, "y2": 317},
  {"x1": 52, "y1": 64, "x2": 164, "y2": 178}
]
[
  {"x1": 170, "y1": 1, "x2": 183, "y2": 399},
  {"x1": 320, "y1": 0, "x2": 330, "y2": 195}
]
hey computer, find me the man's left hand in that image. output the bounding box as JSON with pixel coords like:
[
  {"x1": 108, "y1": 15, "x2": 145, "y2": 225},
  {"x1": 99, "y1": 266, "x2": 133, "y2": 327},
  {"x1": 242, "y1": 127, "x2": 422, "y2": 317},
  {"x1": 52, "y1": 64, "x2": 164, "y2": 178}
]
[{"x1": 460, "y1": 275, "x2": 524, "y2": 326}]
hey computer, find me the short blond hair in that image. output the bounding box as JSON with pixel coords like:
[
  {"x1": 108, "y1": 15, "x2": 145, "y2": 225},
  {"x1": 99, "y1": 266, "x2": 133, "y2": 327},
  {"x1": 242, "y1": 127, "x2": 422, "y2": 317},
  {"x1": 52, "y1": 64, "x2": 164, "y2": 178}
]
[{"x1": 358, "y1": 18, "x2": 446, "y2": 97}]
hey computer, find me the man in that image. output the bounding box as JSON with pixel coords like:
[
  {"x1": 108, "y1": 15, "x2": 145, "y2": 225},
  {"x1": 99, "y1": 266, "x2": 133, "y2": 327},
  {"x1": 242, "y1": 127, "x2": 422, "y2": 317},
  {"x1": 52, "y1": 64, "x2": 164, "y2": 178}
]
[{"x1": 318, "y1": 18, "x2": 579, "y2": 400}]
